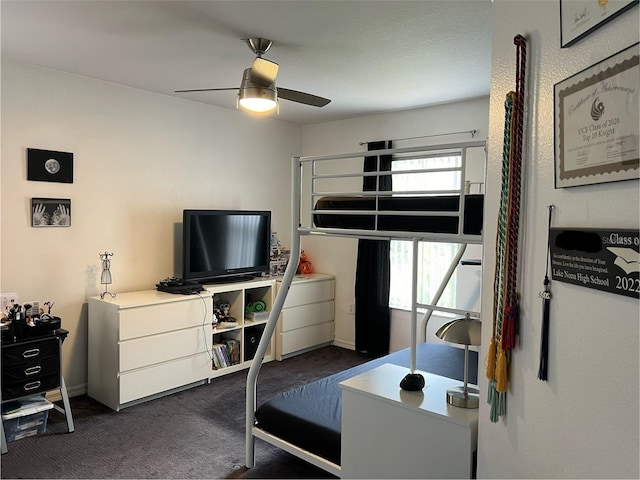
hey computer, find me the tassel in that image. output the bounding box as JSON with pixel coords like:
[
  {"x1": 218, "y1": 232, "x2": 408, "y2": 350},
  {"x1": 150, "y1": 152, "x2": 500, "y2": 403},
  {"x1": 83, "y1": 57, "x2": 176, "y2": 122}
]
[
  {"x1": 538, "y1": 290, "x2": 550, "y2": 380},
  {"x1": 497, "y1": 391, "x2": 507, "y2": 416},
  {"x1": 486, "y1": 336, "x2": 497, "y2": 379},
  {"x1": 496, "y1": 347, "x2": 508, "y2": 392},
  {"x1": 488, "y1": 379, "x2": 499, "y2": 423}
]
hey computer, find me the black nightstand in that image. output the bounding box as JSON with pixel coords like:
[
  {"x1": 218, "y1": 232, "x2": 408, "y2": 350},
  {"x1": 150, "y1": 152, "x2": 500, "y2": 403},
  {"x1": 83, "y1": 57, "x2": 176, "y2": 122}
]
[{"x1": 1, "y1": 328, "x2": 74, "y2": 453}]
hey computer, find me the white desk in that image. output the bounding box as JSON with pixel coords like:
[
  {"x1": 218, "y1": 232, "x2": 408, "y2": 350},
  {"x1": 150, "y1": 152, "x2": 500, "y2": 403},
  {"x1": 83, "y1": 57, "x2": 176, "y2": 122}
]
[{"x1": 340, "y1": 363, "x2": 478, "y2": 479}]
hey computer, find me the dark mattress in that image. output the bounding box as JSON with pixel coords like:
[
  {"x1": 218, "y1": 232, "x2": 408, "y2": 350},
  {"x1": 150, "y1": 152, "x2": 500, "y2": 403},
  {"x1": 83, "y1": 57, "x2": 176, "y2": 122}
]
[
  {"x1": 313, "y1": 194, "x2": 484, "y2": 235},
  {"x1": 254, "y1": 342, "x2": 478, "y2": 465}
]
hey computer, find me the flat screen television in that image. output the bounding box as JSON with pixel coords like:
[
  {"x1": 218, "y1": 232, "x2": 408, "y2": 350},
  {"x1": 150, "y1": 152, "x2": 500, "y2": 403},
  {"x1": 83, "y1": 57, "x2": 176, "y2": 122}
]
[{"x1": 182, "y1": 209, "x2": 271, "y2": 283}]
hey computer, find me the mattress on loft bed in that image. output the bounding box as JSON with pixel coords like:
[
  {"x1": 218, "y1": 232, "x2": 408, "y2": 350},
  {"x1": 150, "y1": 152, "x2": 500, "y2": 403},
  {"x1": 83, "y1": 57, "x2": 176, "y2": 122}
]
[
  {"x1": 254, "y1": 342, "x2": 479, "y2": 466},
  {"x1": 313, "y1": 194, "x2": 484, "y2": 235}
]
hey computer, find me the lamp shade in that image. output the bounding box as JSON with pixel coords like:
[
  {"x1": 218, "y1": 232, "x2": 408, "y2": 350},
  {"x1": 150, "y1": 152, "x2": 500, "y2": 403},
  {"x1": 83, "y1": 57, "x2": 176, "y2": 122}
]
[
  {"x1": 435, "y1": 312, "x2": 480, "y2": 408},
  {"x1": 238, "y1": 68, "x2": 278, "y2": 113},
  {"x1": 435, "y1": 313, "x2": 481, "y2": 346}
]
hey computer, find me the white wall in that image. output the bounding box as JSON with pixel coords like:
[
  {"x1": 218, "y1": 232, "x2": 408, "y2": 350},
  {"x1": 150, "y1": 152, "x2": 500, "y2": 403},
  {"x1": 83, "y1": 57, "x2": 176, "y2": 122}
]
[
  {"x1": 478, "y1": 2, "x2": 639, "y2": 478},
  {"x1": 301, "y1": 97, "x2": 490, "y2": 350},
  {"x1": 0, "y1": 60, "x2": 301, "y2": 394}
]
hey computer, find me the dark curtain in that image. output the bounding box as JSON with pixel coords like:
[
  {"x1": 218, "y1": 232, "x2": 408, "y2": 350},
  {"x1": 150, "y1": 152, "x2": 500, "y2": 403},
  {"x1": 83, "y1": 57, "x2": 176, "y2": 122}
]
[{"x1": 355, "y1": 140, "x2": 392, "y2": 357}]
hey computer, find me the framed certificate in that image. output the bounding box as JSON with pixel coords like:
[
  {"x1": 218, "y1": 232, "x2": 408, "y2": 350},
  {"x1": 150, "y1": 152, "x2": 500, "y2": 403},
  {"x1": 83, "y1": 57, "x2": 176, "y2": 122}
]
[
  {"x1": 554, "y1": 43, "x2": 639, "y2": 188},
  {"x1": 560, "y1": 0, "x2": 638, "y2": 48}
]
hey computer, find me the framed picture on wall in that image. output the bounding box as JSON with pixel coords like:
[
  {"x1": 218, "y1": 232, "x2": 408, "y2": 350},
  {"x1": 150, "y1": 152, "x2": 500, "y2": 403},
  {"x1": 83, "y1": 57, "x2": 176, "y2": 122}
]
[
  {"x1": 27, "y1": 148, "x2": 74, "y2": 183},
  {"x1": 31, "y1": 198, "x2": 72, "y2": 227},
  {"x1": 554, "y1": 43, "x2": 639, "y2": 188},
  {"x1": 560, "y1": 0, "x2": 638, "y2": 48}
]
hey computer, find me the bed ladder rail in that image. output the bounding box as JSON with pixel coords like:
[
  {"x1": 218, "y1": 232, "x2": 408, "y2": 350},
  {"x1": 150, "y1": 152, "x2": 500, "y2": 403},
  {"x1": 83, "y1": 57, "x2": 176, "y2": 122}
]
[
  {"x1": 417, "y1": 243, "x2": 481, "y2": 344},
  {"x1": 245, "y1": 155, "x2": 304, "y2": 469}
]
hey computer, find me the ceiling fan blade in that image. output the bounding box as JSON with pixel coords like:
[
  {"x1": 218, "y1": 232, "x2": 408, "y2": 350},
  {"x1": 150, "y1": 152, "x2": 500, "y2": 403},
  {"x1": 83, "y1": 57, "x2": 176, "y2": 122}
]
[
  {"x1": 278, "y1": 88, "x2": 331, "y2": 107},
  {"x1": 250, "y1": 58, "x2": 279, "y2": 85},
  {"x1": 175, "y1": 87, "x2": 239, "y2": 93}
]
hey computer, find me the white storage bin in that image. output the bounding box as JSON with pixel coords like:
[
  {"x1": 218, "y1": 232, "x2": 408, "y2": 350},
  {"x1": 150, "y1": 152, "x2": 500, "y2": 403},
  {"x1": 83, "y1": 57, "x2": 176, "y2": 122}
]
[{"x1": 2, "y1": 396, "x2": 53, "y2": 442}]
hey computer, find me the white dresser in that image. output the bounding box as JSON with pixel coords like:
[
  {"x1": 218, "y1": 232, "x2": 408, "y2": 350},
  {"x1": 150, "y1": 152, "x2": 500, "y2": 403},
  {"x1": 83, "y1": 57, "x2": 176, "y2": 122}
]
[
  {"x1": 340, "y1": 363, "x2": 478, "y2": 479},
  {"x1": 87, "y1": 290, "x2": 213, "y2": 411},
  {"x1": 275, "y1": 273, "x2": 335, "y2": 360}
]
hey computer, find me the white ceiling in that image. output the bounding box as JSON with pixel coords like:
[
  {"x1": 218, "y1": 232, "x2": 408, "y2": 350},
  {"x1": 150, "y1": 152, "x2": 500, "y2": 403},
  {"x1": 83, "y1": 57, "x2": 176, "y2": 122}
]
[{"x1": 1, "y1": 0, "x2": 494, "y2": 125}]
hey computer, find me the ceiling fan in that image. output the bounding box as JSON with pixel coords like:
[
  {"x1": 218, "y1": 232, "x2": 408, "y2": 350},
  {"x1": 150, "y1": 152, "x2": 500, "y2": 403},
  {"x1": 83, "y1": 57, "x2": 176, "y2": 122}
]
[{"x1": 175, "y1": 38, "x2": 331, "y2": 112}]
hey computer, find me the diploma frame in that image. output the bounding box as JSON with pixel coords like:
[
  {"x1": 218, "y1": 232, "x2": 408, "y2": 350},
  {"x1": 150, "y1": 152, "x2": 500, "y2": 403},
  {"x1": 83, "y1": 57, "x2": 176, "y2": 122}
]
[
  {"x1": 560, "y1": 0, "x2": 638, "y2": 48},
  {"x1": 554, "y1": 43, "x2": 639, "y2": 188}
]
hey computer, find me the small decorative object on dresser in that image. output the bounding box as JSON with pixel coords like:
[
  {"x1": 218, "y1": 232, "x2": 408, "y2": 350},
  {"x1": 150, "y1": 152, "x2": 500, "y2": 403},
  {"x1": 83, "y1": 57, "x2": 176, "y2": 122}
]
[{"x1": 99, "y1": 251, "x2": 116, "y2": 299}]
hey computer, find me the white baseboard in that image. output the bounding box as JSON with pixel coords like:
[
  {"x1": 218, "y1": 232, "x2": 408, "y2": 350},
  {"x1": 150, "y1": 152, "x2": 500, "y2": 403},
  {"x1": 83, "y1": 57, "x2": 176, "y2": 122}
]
[{"x1": 332, "y1": 338, "x2": 355, "y2": 350}]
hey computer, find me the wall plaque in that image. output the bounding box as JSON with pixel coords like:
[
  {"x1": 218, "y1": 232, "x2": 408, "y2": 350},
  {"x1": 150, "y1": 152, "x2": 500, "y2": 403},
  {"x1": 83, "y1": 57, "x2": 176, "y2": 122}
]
[{"x1": 550, "y1": 228, "x2": 639, "y2": 298}]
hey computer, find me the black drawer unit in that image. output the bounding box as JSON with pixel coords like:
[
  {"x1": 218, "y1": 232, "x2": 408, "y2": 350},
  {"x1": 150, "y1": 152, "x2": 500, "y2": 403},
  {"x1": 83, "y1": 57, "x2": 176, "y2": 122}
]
[
  {"x1": 2, "y1": 337, "x2": 61, "y2": 401},
  {"x1": 1, "y1": 328, "x2": 74, "y2": 453}
]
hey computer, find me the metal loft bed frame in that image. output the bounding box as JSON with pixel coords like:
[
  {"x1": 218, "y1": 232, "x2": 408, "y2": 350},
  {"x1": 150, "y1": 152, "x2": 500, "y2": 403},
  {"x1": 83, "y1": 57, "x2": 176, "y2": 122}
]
[{"x1": 245, "y1": 140, "x2": 485, "y2": 475}]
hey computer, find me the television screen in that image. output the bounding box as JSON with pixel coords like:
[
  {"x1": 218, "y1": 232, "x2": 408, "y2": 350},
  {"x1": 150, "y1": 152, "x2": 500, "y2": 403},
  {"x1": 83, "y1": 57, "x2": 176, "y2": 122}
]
[{"x1": 182, "y1": 210, "x2": 271, "y2": 282}]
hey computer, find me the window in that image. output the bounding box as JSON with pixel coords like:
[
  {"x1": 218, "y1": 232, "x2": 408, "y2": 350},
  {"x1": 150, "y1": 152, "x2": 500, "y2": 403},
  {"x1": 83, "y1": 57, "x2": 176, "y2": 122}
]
[{"x1": 389, "y1": 153, "x2": 461, "y2": 310}]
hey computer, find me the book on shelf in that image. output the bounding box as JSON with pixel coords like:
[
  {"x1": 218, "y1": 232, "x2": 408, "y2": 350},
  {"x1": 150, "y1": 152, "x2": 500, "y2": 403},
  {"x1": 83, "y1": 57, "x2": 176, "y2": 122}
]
[
  {"x1": 224, "y1": 338, "x2": 241, "y2": 365},
  {"x1": 212, "y1": 340, "x2": 241, "y2": 369}
]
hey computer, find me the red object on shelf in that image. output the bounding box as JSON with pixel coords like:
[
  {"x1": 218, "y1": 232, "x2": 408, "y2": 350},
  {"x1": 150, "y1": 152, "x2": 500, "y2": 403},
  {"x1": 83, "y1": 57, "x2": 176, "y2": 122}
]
[{"x1": 298, "y1": 250, "x2": 314, "y2": 274}]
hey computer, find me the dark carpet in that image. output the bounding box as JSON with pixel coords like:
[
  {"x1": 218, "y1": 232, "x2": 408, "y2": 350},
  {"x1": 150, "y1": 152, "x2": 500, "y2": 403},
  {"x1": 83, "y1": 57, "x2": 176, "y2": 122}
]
[{"x1": 1, "y1": 346, "x2": 368, "y2": 479}]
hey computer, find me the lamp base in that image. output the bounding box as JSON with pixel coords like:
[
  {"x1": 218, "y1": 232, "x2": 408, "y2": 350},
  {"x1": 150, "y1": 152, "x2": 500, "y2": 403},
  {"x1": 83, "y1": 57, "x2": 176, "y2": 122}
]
[
  {"x1": 446, "y1": 386, "x2": 479, "y2": 408},
  {"x1": 400, "y1": 373, "x2": 425, "y2": 391}
]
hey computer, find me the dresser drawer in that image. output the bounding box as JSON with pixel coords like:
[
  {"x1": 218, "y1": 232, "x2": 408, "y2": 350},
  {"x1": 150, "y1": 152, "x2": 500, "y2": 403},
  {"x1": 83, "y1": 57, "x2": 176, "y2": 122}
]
[
  {"x1": 3, "y1": 356, "x2": 60, "y2": 384},
  {"x1": 119, "y1": 352, "x2": 211, "y2": 405},
  {"x1": 2, "y1": 372, "x2": 61, "y2": 400},
  {"x1": 2, "y1": 337, "x2": 59, "y2": 366},
  {"x1": 280, "y1": 322, "x2": 334, "y2": 356},
  {"x1": 119, "y1": 299, "x2": 209, "y2": 340},
  {"x1": 283, "y1": 280, "x2": 335, "y2": 308},
  {"x1": 280, "y1": 300, "x2": 335, "y2": 332},
  {"x1": 119, "y1": 327, "x2": 211, "y2": 372}
]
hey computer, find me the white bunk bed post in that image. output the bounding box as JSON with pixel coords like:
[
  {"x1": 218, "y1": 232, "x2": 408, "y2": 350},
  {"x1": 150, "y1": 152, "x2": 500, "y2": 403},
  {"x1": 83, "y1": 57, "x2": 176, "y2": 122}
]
[
  {"x1": 399, "y1": 237, "x2": 426, "y2": 390},
  {"x1": 245, "y1": 155, "x2": 303, "y2": 469}
]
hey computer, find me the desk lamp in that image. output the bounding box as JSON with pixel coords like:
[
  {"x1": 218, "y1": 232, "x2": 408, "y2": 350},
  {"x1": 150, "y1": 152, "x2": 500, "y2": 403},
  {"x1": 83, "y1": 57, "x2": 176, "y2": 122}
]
[{"x1": 435, "y1": 313, "x2": 481, "y2": 408}]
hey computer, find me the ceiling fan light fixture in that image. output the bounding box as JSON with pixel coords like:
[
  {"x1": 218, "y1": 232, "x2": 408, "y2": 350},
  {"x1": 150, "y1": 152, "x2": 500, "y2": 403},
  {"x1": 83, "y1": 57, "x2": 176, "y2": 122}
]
[
  {"x1": 238, "y1": 92, "x2": 277, "y2": 113},
  {"x1": 238, "y1": 68, "x2": 277, "y2": 113}
]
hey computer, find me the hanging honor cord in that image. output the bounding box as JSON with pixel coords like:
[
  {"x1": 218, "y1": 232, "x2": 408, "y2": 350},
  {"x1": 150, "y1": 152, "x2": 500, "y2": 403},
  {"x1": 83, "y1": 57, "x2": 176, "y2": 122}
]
[{"x1": 538, "y1": 205, "x2": 554, "y2": 381}]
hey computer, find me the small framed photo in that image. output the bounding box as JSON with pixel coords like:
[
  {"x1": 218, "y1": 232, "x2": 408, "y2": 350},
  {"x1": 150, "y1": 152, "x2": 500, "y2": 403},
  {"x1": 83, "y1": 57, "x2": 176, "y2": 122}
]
[
  {"x1": 554, "y1": 43, "x2": 639, "y2": 188},
  {"x1": 27, "y1": 148, "x2": 74, "y2": 183},
  {"x1": 31, "y1": 198, "x2": 71, "y2": 227},
  {"x1": 560, "y1": 0, "x2": 638, "y2": 48}
]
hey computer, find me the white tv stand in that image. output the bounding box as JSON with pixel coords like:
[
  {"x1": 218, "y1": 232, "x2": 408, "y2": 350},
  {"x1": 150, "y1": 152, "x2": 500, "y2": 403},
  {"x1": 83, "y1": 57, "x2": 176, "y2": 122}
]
[{"x1": 87, "y1": 275, "x2": 334, "y2": 410}]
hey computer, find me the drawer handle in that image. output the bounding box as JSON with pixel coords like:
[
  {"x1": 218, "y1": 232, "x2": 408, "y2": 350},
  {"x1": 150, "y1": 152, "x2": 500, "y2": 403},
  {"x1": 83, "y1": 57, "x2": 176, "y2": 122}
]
[
  {"x1": 22, "y1": 348, "x2": 40, "y2": 358},
  {"x1": 23, "y1": 381, "x2": 42, "y2": 391},
  {"x1": 24, "y1": 366, "x2": 42, "y2": 376}
]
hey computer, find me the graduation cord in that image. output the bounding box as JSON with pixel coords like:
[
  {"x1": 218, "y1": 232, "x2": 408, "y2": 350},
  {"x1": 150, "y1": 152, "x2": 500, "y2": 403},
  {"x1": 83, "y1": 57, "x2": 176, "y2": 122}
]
[
  {"x1": 487, "y1": 92, "x2": 514, "y2": 423},
  {"x1": 538, "y1": 205, "x2": 554, "y2": 381},
  {"x1": 486, "y1": 34, "x2": 527, "y2": 423}
]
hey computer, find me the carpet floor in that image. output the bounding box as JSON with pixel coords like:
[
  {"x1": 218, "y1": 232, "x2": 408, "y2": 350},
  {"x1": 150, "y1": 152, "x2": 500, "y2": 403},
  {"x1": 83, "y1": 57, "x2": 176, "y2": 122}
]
[{"x1": 1, "y1": 346, "x2": 368, "y2": 479}]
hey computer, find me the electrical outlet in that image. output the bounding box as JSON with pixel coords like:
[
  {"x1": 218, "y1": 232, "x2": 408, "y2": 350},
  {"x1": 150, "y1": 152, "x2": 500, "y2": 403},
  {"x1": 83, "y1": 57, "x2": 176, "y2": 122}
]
[{"x1": 1, "y1": 292, "x2": 19, "y2": 313}]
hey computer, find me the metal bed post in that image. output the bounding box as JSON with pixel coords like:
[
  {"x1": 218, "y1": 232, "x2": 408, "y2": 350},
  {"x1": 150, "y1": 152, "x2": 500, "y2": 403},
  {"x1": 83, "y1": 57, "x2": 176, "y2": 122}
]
[
  {"x1": 245, "y1": 155, "x2": 303, "y2": 469},
  {"x1": 399, "y1": 237, "x2": 426, "y2": 390},
  {"x1": 418, "y1": 243, "x2": 468, "y2": 342},
  {"x1": 410, "y1": 237, "x2": 419, "y2": 374}
]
